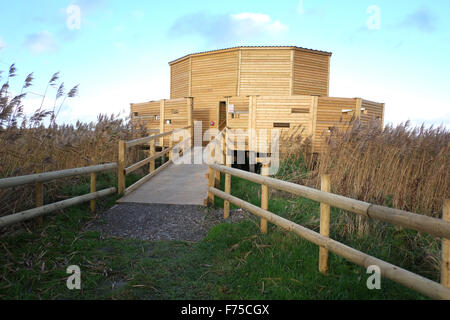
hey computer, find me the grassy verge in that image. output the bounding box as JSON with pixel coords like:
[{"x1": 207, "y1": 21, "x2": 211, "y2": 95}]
[{"x1": 0, "y1": 166, "x2": 430, "y2": 300}]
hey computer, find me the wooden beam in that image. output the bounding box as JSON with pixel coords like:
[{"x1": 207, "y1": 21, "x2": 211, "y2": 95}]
[
  {"x1": 210, "y1": 163, "x2": 450, "y2": 239},
  {"x1": 160, "y1": 99, "x2": 166, "y2": 148},
  {"x1": 0, "y1": 188, "x2": 116, "y2": 228},
  {"x1": 224, "y1": 140, "x2": 231, "y2": 219},
  {"x1": 442, "y1": 199, "x2": 450, "y2": 288},
  {"x1": 90, "y1": 172, "x2": 96, "y2": 213},
  {"x1": 209, "y1": 187, "x2": 450, "y2": 300},
  {"x1": 0, "y1": 163, "x2": 117, "y2": 189},
  {"x1": 187, "y1": 97, "x2": 194, "y2": 147},
  {"x1": 237, "y1": 49, "x2": 241, "y2": 96},
  {"x1": 118, "y1": 140, "x2": 126, "y2": 194},
  {"x1": 261, "y1": 163, "x2": 269, "y2": 234},
  {"x1": 290, "y1": 49, "x2": 294, "y2": 96},
  {"x1": 149, "y1": 139, "x2": 155, "y2": 172},
  {"x1": 355, "y1": 98, "x2": 362, "y2": 119},
  {"x1": 207, "y1": 146, "x2": 216, "y2": 206},
  {"x1": 319, "y1": 174, "x2": 331, "y2": 274},
  {"x1": 311, "y1": 96, "x2": 318, "y2": 153}
]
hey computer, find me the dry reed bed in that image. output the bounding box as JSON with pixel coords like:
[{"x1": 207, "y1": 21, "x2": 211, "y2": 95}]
[
  {"x1": 314, "y1": 121, "x2": 449, "y2": 218},
  {"x1": 0, "y1": 65, "x2": 149, "y2": 226},
  {"x1": 0, "y1": 115, "x2": 148, "y2": 224},
  {"x1": 276, "y1": 121, "x2": 449, "y2": 276}
]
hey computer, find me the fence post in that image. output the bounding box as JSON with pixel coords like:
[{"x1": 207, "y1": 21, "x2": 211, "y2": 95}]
[
  {"x1": 442, "y1": 199, "x2": 450, "y2": 288},
  {"x1": 187, "y1": 97, "x2": 194, "y2": 148},
  {"x1": 260, "y1": 163, "x2": 269, "y2": 234},
  {"x1": 207, "y1": 144, "x2": 215, "y2": 206},
  {"x1": 35, "y1": 179, "x2": 43, "y2": 226},
  {"x1": 215, "y1": 136, "x2": 221, "y2": 188},
  {"x1": 169, "y1": 134, "x2": 173, "y2": 162},
  {"x1": 118, "y1": 140, "x2": 126, "y2": 194},
  {"x1": 149, "y1": 139, "x2": 155, "y2": 172},
  {"x1": 90, "y1": 172, "x2": 97, "y2": 213},
  {"x1": 224, "y1": 131, "x2": 231, "y2": 219},
  {"x1": 319, "y1": 174, "x2": 331, "y2": 275}
]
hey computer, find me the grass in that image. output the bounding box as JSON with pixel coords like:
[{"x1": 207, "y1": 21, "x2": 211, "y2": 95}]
[{"x1": 0, "y1": 168, "x2": 428, "y2": 300}]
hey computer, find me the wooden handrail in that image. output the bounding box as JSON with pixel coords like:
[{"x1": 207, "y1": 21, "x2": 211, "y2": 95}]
[
  {"x1": 124, "y1": 138, "x2": 189, "y2": 175},
  {"x1": 126, "y1": 126, "x2": 192, "y2": 148},
  {"x1": 210, "y1": 163, "x2": 450, "y2": 239},
  {"x1": 0, "y1": 163, "x2": 118, "y2": 189},
  {"x1": 209, "y1": 187, "x2": 450, "y2": 300},
  {"x1": 0, "y1": 163, "x2": 119, "y2": 228},
  {"x1": 0, "y1": 187, "x2": 116, "y2": 228}
]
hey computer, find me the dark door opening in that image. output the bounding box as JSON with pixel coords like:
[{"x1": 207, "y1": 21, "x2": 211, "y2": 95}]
[{"x1": 218, "y1": 101, "x2": 227, "y2": 131}]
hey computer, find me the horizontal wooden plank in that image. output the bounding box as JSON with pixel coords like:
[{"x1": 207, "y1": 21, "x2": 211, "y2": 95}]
[{"x1": 0, "y1": 163, "x2": 118, "y2": 189}]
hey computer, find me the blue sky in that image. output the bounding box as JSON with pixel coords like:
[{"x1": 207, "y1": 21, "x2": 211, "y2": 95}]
[{"x1": 0, "y1": 0, "x2": 449, "y2": 127}]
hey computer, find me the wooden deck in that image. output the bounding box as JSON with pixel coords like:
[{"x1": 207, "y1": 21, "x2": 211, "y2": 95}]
[{"x1": 117, "y1": 147, "x2": 209, "y2": 206}]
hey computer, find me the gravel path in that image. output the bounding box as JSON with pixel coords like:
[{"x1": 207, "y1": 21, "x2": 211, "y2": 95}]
[{"x1": 87, "y1": 203, "x2": 252, "y2": 242}]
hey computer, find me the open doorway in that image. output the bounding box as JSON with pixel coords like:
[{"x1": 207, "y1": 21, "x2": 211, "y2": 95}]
[{"x1": 218, "y1": 101, "x2": 227, "y2": 131}]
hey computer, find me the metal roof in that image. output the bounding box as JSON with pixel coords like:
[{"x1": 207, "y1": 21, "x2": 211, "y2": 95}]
[{"x1": 168, "y1": 46, "x2": 332, "y2": 65}]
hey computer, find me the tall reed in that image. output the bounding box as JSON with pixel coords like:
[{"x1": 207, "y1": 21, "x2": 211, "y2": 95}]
[{"x1": 0, "y1": 65, "x2": 147, "y2": 223}]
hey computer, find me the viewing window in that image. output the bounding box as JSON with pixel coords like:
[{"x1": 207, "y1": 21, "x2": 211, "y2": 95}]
[
  {"x1": 291, "y1": 108, "x2": 309, "y2": 114},
  {"x1": 273, "y1": 123, "x2": 290, "y2": 128}
]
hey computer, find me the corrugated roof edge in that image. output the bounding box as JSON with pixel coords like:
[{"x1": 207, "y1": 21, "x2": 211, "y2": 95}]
[{"x1": 168, "y1": 46, "x2": 332, "y2": 65}]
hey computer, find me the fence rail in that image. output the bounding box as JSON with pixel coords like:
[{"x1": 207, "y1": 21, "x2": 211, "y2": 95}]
[
  {"x1": 208, "y1": 158, "x2": 450, "y2": 300},
  {"x1": 0, "y1": 163, "x2": 117, "y2": 189},
  {"x1": 0, "y1": 163, "x2": 118, "y2": 228}
]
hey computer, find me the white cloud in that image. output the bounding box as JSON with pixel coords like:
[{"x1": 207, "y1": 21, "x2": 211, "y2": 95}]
[
  {"x1": 231, "y1": 13, "x2": 289, "y2": 35},
  {"x1": 114, "y1": 42, "x2": 127, "y2": 50},
  {"x1": 131, "y1": 10, "x2": 145, "y2": 20},
  {"x1": 0, "y1": 37, "x2": 5, "y2": 50},
  {"x1": 169, "y1": 12, "x2": 289, "y2": 43},
  {"x1": 24, "y1": 31, "x2": 58, "y2": 54}
]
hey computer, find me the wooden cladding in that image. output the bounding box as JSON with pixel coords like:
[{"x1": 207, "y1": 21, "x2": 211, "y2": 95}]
[
  {"x1": 169, "y1": 47, "x2": 331, "y2": 101},
  {"x1": 293, "y1": 50, "x2": 330, "y2": 96},
  {"x1": 273, "y1": 122, "x2": 291, "y2": 128}
]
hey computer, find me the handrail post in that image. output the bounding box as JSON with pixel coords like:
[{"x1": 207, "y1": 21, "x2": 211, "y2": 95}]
[
  {"x1": 90, "y1": 172, "x2": 97, "y2": 213},
  {"x1": 149, "y1": 139, "x2": 155, "y2": 172},
  {"x1": 260, "y1": 163, "x2": 269, "y2": 234},
  {"x1": 187, "y1": 97, "x2": 194, "y2": 148},
  {"x1": 224, "y1": 131, "x2": 231, "y2": 219},
  {"x1": 118, "y1": 140, "x2": 126, "y2": 194},
  {"x1": 319, "y1": 174, "x2": 331, "y2": 275},
  {"x1": 207, "y1": 144, "x2": 216, "y2": 206},
  {"x1": 215, "y1": 135, "x2": 221, "y2": 188},
  {"x1": 168, "y1": 134, "x2": 173, "y2": 162},
  {"x1": 35, "y1": 180, "x2": 44, "y2": 226},
  {"x1": 442, "y1": 199, "x2": 450, "y2": 288}
]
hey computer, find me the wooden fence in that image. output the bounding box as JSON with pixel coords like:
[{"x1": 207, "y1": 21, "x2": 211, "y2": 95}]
[
  {"x1": 0, "y1": 163, "x2": 118, "y2": 228},
  {"x1": 207, "y1": 138, "x2": 450, "y2": 299},
  {"x1": 118, "y1": 125, "x2": 192, "y2": 195}
]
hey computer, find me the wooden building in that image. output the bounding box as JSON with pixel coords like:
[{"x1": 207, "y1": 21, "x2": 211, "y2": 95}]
[{"x1": 130, "y1": 46, "x2": 384, "y2": 153}]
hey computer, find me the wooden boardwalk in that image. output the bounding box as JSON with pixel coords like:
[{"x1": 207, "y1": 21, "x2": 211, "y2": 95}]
[{"x1": 117, "y1": 147, "x2": 209, "y2": 206}]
